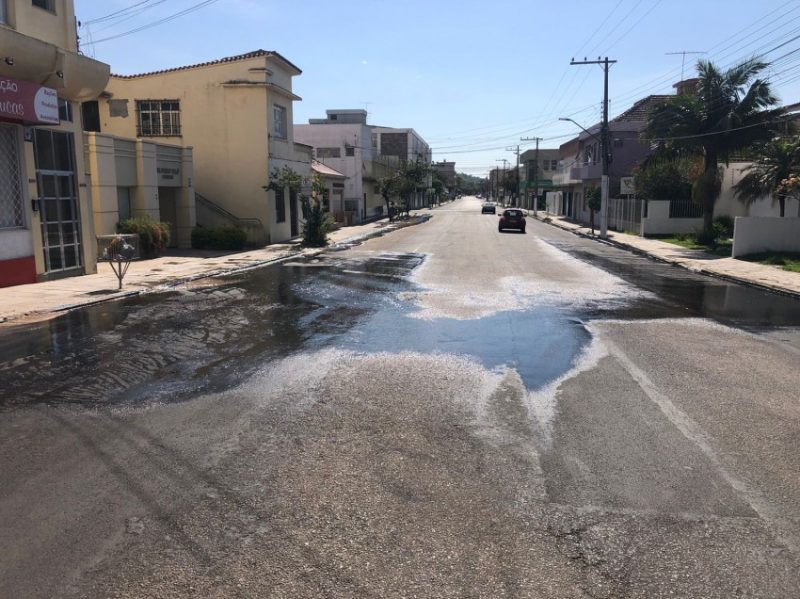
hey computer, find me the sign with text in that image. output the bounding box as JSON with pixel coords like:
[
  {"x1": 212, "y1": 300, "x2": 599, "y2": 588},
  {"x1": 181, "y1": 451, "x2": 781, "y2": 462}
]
[
  {"x1": 156, "y1": 163, "x2": 181, "y2": 186},
  {"x1": 620, "y1": 176, "x2": 635, "y2": 195},
  {"x1": 0, "y1": 77, "x2": 59, "y2": 125}
]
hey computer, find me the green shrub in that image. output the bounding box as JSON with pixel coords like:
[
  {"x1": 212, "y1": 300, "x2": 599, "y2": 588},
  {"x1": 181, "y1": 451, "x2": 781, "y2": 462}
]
[
  {"x1": 301, "y1": 198, "x2": 333, "y2": 247},
  {"x1": 117, "y1": 216, "x2": 170, "y2": 258},
  {"x1": 191, "y1": 225, "x2": 247, "y2": 250},
  {"x1": 713, "y1": 215, "x2": 734, "y2": 239}
]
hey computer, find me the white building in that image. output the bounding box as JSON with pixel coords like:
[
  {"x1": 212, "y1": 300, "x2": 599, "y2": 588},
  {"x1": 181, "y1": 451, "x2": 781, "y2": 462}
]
[{"x1": 294, "y1": 109, "x2": 432, "y2": 222}]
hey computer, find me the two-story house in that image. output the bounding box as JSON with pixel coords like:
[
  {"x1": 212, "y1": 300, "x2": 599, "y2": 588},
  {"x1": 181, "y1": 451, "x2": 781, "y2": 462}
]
[{"x1": 90, "y1": 50, "x2": 307, "y2": 245}]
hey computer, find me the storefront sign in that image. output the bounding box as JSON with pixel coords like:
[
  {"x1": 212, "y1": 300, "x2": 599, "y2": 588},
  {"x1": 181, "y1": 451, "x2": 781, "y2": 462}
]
[
  {"x1": 0, "y1": 77, "x2": 59, "y2": 125},
  {"x1": 156, "y1": 164, "x2": 181, "y2": 185}
]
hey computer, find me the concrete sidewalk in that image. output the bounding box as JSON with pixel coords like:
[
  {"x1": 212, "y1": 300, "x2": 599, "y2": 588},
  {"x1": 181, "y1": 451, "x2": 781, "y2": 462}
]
[
  {"x1": 0, "y1": 215, "x2": 429, "y2": 325},
  {"x1": 537, "y1": 214, "x2": 800, "y2": 298}
]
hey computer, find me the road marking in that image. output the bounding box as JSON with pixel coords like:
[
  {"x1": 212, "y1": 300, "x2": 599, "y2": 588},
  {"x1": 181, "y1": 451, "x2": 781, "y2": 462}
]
[{"x1": 605, "y1": 338, "x2": 798, "y2": 553}]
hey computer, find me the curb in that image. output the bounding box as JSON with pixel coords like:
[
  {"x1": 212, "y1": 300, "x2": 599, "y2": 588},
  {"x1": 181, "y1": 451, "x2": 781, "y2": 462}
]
[
  {"x1": 0, "y1": 214, "x2": 433, "y2": 325},
  {"x1": 534, "y1": 216, "x2": 800, "y2": 300}
]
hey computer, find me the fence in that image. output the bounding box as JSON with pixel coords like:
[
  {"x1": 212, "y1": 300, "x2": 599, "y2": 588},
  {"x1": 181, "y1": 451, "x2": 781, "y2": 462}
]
[
  {"x1": 608, "y1": 197, "x2": 643, "y2": 234},
  {"x1": 668, "y1": 199, "x2": 704, "y2": 218}
]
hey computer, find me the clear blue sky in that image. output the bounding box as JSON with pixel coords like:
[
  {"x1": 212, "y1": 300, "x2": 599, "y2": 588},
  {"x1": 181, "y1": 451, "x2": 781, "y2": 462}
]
[{"x1": 75, "y1": 0, "x2": 800, "y2": 177}]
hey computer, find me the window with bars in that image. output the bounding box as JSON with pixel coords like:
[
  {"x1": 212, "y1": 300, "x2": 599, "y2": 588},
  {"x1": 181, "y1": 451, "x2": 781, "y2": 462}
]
[
  {"x1": 0, "y1": 125, "x2": 24, "y2": 229},
  {"x1": 273, "y1": 104, "x2": 287, "y2": 139},
  {"x1": 136, "y1": 100, "x2": 181, "y2": 137}
]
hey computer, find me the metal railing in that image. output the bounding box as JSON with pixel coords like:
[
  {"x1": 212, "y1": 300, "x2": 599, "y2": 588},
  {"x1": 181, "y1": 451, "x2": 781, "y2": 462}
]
[
  {"x1": 668, "y1": 199, "x2": 704, "y2": 218},
  {"x1": 194, "y1": 193, "x2": 266, "y2": 246}
]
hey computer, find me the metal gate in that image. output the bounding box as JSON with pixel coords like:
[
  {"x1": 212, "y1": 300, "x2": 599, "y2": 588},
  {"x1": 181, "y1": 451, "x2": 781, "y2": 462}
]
[{"x1": 33, "y1": 129, "x2": 83, "y2": 273}]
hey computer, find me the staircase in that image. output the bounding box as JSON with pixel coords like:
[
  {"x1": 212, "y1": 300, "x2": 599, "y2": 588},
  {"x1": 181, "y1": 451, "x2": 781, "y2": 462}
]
[{"x1": 194, "y1": 193, "x2": 267, "y2": 246}]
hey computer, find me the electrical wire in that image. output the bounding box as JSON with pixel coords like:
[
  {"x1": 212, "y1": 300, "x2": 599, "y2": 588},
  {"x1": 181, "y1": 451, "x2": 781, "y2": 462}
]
[{"x1": 86, "y1": 0, "x2": 222, "y2": 46}]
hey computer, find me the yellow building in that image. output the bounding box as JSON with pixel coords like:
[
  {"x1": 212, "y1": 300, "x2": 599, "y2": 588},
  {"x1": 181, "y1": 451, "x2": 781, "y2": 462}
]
[
  {"x1": 0, "y1": 0, "x2": 109, "y2": 286},
  {"x1": 90, "y1": 50, "x2": 307, "y2": 245}
]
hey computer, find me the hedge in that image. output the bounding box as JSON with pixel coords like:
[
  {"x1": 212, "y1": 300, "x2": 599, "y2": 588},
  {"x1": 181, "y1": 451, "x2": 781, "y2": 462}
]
[
  {"x1": 117, "y1": 216, "x2": 171, "y2": 258},
  {"x1": 191, "y1": 226, "x2": 247, "y2": 250}
]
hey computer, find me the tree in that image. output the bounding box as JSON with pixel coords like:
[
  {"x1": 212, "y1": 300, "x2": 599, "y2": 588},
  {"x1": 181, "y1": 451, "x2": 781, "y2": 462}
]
[
  {"x1": 302, "y1": 172, "x2": 333, "y2": 246},
  {"x1": 378, "y1": 171, "x2": 400, "y2": 221},
  {"x1": 633, "y1": 155, "x2": 701, "y2": 202},
  {"x1": 266, "y1": 166, "x2": 331, "y2": 247},
  {"x1": 431, "y1": 170, "x2": 446, "y2": 204},
  {"x1": 586, "y1": 185, "x2": 602, "y2": 235},
  {"x1": 645, "y1": 58, "x2": 783, "y2": 239},
  {"x1": 734, "y1": 138, "x2": 800, "y2": 217}
]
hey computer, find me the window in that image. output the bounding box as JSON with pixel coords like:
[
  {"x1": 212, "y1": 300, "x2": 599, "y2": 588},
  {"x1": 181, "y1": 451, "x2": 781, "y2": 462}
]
[
  {"x1": 82, "y1": 101, "x2": 101, "y2": 132},
  {"x1": 0, "y1": 1, "x2": 8, "y2": 23},
  {"x1": 58, "y1": 99, "x2": 72, "y2": 123},
  {"x1": 0, "y1": 125, "x2": 24, "y2": 229},
  {"x1": 551, "y1": 160, "x2": 559, "y2": 170},
  {"x1": 371, "y1": 133, "x2": 378, "y2": 149},
  {"x1": 316, "y1": 147, "x2": 341, "y2": 159},
  {"x1": 345, "y1": 146, "x2": 355, "y2": 157},
  {"x1": 32, "y1": 0, "x2": 55, "y2": 12},
  {"x1": 275, "y1": 189, "x2": 286, "y2": 222},
  {"x1": 273, "y1": 104, "x2": 287, "y2": 139},
  {"x1": 136, "y1": 100, "x2": 181, "y2": 137},
  {"x1": 117, "y1": 187, "x2": 132, "y2": 222}
]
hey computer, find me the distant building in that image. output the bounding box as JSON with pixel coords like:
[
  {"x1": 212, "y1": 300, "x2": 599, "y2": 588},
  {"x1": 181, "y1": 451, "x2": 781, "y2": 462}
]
[
  {"x1": 295, "y1": 109, "x2": 432, "y2": 220},
  {"x1": 433, "y1": 161, "x2": 456, "y2": 191},
  {"x1": 89, "y1": 50, "x2": 307, "y2": 245},
  {"x1": 520, "y1": 148, "x2": 560, "y2": 210},
  {"x1": 0, "y1": 0, "x2": 110, "y2": 287}
]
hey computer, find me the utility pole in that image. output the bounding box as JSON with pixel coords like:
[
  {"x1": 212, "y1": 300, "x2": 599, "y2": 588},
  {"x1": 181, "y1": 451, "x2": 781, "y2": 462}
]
[
  {"x1": 506, "y1": 145, "x2": 520, "y2": 207},
  {"x1": 521, "y1": 136, "x2": 542, "y2": 216},
  {"x1": 570, "y1": 56, "x2": 616, "y2": 238},
  {"x1": 496, "y1": 159, "x2": 509, "y2": 205}
]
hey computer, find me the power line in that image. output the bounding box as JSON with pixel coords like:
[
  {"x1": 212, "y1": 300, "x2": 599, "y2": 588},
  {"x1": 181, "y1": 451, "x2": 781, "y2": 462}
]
[
  {"x1": 87, "y1": 0, "x2": 222, "y2": 46},
  {"x1": 81, "y1": 0, "x2": 153, "y2": 25}
]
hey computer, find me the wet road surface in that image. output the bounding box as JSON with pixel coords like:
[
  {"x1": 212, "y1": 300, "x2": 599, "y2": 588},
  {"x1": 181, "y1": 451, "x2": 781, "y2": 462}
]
[{"x1": 1, "y1": 197, "x2": 799, "y2": 598}]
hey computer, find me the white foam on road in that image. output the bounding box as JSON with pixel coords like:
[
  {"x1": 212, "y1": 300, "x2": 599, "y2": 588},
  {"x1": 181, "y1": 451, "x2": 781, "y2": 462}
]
[
  {"x1": 239, "y1": 345, "x2": 606, "y2": 447},
  {"x1": 523, "y1": 331, "x2": 608, "y2": 444},
  {"x1": 406, "y1": 238, "x2": 651, "y2": 320}
]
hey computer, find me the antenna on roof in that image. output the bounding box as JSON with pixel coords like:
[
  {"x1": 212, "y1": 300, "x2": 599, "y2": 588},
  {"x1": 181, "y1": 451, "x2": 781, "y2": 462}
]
[{"x1": 666, "y1": 50, "x2": 706, "y2": 81}]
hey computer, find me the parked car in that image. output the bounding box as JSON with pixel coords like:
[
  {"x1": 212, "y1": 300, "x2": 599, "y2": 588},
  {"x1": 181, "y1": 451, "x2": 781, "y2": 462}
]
[
  {"x1": 498, "y1": 209, "x2": 526, "y2": 233},
  {"x1": 481, "y1": 202, "x2": 496, "y2": 214}
]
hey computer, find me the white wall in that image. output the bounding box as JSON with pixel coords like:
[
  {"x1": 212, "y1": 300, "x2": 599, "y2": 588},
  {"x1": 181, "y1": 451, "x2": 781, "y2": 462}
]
[
  {"x1": 642, "y1": 201, "x2": 704, "y2": 235},
  {"x1": 293, "y1": 123, "x2": 368, "y2": 209},
  {"x1": 732, "y1": 217, "x2": 800, "y2": 257}
]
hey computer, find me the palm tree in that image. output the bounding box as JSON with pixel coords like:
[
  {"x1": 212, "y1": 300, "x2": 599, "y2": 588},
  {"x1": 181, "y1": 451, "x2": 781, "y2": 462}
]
[
  {"x1": 646, "y1": 58, "x2": 784, "y2": 239},
  {"x1": 734, "y1": 138, "x2": 800, "y2": 217}
]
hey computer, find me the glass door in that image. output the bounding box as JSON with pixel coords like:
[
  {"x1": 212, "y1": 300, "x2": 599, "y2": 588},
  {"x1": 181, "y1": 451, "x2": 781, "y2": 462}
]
[{"x1": 33, "y1": 129, "x2": 83, "y2": 273}]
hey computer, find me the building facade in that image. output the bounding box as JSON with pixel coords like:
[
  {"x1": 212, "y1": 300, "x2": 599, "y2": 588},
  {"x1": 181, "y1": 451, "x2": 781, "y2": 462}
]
[
  {"x1": 90, "y1": 50, "x2": 304, "y2": 245},
  {"x1": 432, "y1": 161, "x2": 456, "y2": 194},
  {"x1": 84, "y1": 132, "x2": 195, "y2": 248},
  {"x1": 520, "y1": 148, "x2": 560, "y2": 209},
  {"x1": 0, "y1": 0, "x2": 109, "y2": 287},
  {"x1": 295, "y1": 109, "x2": 432, "y2": 219}
]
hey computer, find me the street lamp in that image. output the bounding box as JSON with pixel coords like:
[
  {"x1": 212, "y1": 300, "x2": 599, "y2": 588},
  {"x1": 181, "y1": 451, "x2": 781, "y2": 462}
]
[{"x1": 558, "y1": 116, "x2": 609, "y2": 238}]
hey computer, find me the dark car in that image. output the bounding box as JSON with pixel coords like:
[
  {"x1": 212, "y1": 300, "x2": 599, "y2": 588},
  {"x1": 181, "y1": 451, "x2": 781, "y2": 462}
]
[
  {"x1": 481, "y1": 202, "x2": 496, "y2": 214},
  {"x1": 498, "y1": 209, "x2": 526, "y2": 233}
]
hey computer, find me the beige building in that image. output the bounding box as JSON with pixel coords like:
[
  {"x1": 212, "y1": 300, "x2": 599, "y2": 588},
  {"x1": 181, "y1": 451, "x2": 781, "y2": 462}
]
[
  {"x1": 84, "y1": 132, "x2": 195, "y2": 248},
  {"x1": 0, "y1": 0, "x2": 109, "y2": 286},
  {"x1": 88, "y1": 49, "x2": 305, "y2": 245}
]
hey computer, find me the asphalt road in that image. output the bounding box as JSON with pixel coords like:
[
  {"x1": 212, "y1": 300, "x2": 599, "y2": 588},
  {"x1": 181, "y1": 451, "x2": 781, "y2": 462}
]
[{"x1": 1, "y1": 196, "x2": 798, "y2": 598}]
